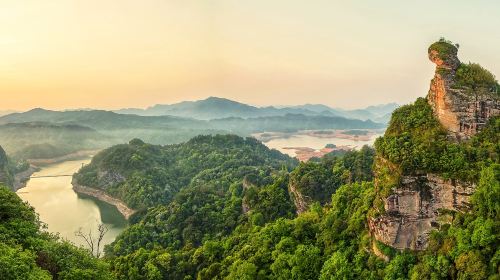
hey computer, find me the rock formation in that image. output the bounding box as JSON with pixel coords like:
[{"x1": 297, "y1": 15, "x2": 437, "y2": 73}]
[
  {"x1": 369, "y1": 40, "x2": 500, "y2": 252},
  {"x1": 369, "y1": 174, "x2": 474, "y2": 250},
  {"x1": 288, "y1": 182, "x2": 311, "y2": 214},
  {"x1": 427, "y1": 40, "x2": 500, "y2": 140}
]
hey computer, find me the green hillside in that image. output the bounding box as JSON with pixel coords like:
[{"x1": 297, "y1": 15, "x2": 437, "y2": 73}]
[
  {"x1": 77, "y1": 97, "x2": 496, "y2": 279},
  {"x1": 0, "y1": 185, "x2": 113, "y2": 279}
]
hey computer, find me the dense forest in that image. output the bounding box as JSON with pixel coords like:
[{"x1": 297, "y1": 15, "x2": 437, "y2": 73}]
[
  {"x1": 1, "y1": 102, "x2": 498, "y2": 279},
  {"x1": 74, "y1": 135, "x2": 297, "y2": 210},
  {"x1": 71, "y1": 90, "x2": 499, "y2": 279},
  {"x1": 1, "y1": 106, "x2": 498, "y2": 279},
  {"x1": 73, "y1": 98, "x2": 500, "y2": 279}
]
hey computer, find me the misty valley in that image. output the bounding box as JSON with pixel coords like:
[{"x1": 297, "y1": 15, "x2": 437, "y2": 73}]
[{"x1": 2, "y1": 97, "x2": 391, "y2": 247}]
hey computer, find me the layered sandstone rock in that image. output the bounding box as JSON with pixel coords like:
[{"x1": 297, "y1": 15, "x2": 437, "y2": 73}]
[
  {"x1": 427, "y1": 41, "x2": 500, "y2": 139},
  {"x1": 369, "y1": 174, "x2": 474, "y2": 250}
]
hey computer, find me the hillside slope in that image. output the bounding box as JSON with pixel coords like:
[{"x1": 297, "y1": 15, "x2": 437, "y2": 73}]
[
  {"x1": 74, "y1": 135, "x2": 297, "y2": 210},
  {"x1": 0, "y1": 185, "x2": 114, "y2": 279}
]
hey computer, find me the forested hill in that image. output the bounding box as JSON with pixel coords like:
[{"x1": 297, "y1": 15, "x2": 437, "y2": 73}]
[
  {"x1": 95, "y1": 114, "x2": 497, "y2": 279},
  {"x1": 74, "y1": 135, "x2": 298, "y2": 209},
  {"x1": 72, "y1": 134, "x2": 380, "y2": 278}
]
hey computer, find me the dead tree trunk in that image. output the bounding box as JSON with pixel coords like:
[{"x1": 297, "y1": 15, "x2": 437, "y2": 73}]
[{"x1": 75, "y1": 223, "x2": 108, "y2": 258}]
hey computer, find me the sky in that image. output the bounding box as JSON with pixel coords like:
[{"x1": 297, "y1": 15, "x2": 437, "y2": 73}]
[{"x1": 1, "y1": 0, "x2": 499, "y2": 111}]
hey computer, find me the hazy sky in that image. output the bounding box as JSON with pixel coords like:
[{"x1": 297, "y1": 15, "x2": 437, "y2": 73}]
[{"x1": 1, "y1": 1, "x2": 499, "y2": 111}]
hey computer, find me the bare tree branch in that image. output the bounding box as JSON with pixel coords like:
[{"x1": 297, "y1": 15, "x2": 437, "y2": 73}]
[
  {"x1": 95, "y1": 223, "x2": 108, "y2": 258},
  {"x1": 75, "y1": 223, "x2": 108, "y2": 258}
]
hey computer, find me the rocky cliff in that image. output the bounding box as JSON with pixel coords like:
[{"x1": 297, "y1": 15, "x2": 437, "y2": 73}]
[
  {"x1": 369, "y1": 174, "x2": 475, "y2": 250},
  {"x1": 369, "y1": 40, "x2": 500, "y2": 252},
  {"x1": 427, "y1": 40, "x2": 500, "y2": 140},
  {"x1": 288, "y1": 181, "x2": 311, "y2": 214}
]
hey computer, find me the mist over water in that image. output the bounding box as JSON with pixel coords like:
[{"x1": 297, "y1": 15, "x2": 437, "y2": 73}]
[{"x1": 17, "y1": 159, "x2": 127, "y2": 252}]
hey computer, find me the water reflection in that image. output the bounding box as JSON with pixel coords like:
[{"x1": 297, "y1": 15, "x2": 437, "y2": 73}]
[{"x1": 17, "y1": 158, "x2": 127, "y2": 252}]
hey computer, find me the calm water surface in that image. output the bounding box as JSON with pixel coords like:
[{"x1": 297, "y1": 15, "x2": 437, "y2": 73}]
[
  {"x1": 263, "y1": 132, "x2": 383, "y2": 157},
  {"x1": 17, "y1": 158, "x2": 127, "y2": 251}
]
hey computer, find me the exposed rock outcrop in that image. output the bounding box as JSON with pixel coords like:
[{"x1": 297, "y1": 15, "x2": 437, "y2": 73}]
[
  {"x1": 72, "y1": 178, "x2": 136, "y2": 220},
  {"x1": 369, "y1": 174, "x2": 474, "y2": 250},
  {"x1": 241, "y1": 177, "x2": 254, "y2": 214},
  {"x1": 96, "y1": 170, "x2": 126, "y2": 190},
  {"x1": 288, "y1": 182, "x2": 311, "y2": 214},
  {"x1": 427, "y1": 41, "x2": 500, "y2": 139},
  {"x1": 369, "y1": 40, "x2": 499, "y2": 253}
]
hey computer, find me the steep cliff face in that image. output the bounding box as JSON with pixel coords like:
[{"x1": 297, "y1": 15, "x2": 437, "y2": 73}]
[
  {"x1": 369, "y1": 40, "x2": 500, "y2": 252},
  {"x1": 369, "y1": 174, "x2": 474, "y2": 250},
  {"x1": 427, "y1": 41, "x2": 500, "y2": 140},
  {"x1": 288, "y1": 181, "x2": 311, "y2": 214}
]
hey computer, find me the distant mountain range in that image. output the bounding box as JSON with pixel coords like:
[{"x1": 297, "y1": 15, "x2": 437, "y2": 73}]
[
  {"x1": 0, "y1": 97, "x2": 391, "y2": 159},
  {"x1": 0, "y1": 107, "x2": 382, "y2": 134},
  {"x1": 115, "y1": 97, "x2": 398, "y2": 123}
]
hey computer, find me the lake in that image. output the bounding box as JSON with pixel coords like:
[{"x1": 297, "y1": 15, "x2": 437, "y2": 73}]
[
  {"x1": 16, "y1": 158, "x2": 127, "y2": 252},
  {"x1": 256, "y1": 130, "x2": 383, "y2": 158}
]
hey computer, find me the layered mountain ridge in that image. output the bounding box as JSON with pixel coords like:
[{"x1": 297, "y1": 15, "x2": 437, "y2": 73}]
[{"x1": 115, "y1": 96, "x2": 398, "y2": 122}]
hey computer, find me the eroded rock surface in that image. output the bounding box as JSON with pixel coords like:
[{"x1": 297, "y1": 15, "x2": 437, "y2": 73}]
[
  {"x1": 288, "y1": 182, "x2": 311, "y2": 214},
  {"x1": 97, "y1": 170, "x2": 126, "y2": 189},
  {"x1": 369, "y1": 174, "x2": 474, "y2": 250},
  {"x1": 427, "y1": 42, "x2": 500, "y2": 139},
  {"x1": 369, "y1": 41, "x2": 499, "y2": 253}
]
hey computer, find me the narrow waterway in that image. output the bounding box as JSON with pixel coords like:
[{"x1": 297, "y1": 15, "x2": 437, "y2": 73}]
[{"x1": 16, "y1": 158, "x2": 127, "y2": 252}]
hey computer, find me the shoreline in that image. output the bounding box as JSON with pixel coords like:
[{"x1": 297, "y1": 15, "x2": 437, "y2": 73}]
[
  {"x1": 13, "y1": 149, "x2": 99, "y2": 192},
  {"x1": 252, "y1": 129, "x2": 384, "y2": 144},
  {"x1": 13, "y1": 166, "x2": 40, "y2": 191},
  {"x1": 71, "y1": 179, "x2": 136, "y2": 220}
]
